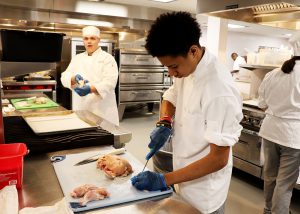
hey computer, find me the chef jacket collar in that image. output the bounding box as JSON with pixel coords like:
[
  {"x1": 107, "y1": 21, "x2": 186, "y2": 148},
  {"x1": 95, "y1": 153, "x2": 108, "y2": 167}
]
[{"x1": 190, "y1": 47, "x2": 208, "y2": 80}]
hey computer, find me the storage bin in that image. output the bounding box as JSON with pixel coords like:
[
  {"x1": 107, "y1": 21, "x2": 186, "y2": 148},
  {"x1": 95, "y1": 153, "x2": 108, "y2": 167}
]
[
  {"x1": 0, "y1": 143, "x2": 28, "y2": 189},
  {"x1": 0, "y1": 29, "x2": 64, "y2": 62}
]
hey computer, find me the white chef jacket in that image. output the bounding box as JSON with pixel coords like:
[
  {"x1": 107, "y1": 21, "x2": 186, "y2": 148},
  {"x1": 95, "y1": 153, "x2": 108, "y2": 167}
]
[
  {"x1": 163, "y1": 49, "x2": 243, "y2": 214},
  {"x1": 258, "y1": 62, "x2": 300, "y2": 149},
  {"x1": 233, "y1": 56, "x2": 246, "y2": 70},
  {"x1": 61, "y1": 47, "x2": 119, "y2": 126}
]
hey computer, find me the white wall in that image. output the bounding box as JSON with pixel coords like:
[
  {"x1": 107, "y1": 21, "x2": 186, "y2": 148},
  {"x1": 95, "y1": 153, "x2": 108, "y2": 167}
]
[{"x1": 199, "y1": 28, "x2": 289, "y2": 70}]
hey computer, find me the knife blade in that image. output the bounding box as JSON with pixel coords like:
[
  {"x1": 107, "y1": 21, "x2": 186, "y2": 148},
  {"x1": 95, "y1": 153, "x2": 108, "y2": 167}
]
[
  {"x1": 74, "y1": 148, "x2": 126, "y2": 166},
  {"x1": 141, "y1": 159, "x2": 149, "y2": 173}
]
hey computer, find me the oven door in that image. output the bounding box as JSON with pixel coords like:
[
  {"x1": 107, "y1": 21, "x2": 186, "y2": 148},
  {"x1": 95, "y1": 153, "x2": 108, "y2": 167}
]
[
  {"x1": 233, "y1": 128, "x2": 262, "y2": 166},
  {"x1": 233, "y1": 128, "x2": 263, "y2": 178}
]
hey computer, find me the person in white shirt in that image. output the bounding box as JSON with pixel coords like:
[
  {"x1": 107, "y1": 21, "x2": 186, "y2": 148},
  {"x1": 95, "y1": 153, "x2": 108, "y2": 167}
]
[
  {"x1": 61, "y1": 26, "x2": 119, "y2": 126},
  {"x1": 258, "y1": 32, "x2": 300, "y2": 214},
  {"x1": 130, "y1": 12, "x2": 243, "y2": 214},
  {"x1": 231, "y1": 52, "x2": 246, "y2": 76}
]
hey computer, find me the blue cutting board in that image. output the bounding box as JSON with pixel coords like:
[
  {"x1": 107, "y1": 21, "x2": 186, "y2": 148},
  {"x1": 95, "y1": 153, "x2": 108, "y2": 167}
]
[{"x1": 52, "y1": 148, "x2": 172, "y2": 212}]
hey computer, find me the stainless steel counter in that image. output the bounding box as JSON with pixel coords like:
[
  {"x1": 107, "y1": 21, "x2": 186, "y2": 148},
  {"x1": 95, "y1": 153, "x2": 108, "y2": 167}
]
[
  {"x1": 20, "y1": 146, "x2": 202, "y2": 214},
  {"x1": 2, "y1": 93, "x2": 132, "y2": 147}
]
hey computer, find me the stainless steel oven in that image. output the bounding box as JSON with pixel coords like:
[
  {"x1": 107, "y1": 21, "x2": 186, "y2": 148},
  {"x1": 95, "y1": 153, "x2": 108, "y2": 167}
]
[
  {"x1": 115, "y1": 48, "x2": 171, "y2": 119},
  {"x1": 233, "y1": 106, "x2": 265, "y2": 178}
]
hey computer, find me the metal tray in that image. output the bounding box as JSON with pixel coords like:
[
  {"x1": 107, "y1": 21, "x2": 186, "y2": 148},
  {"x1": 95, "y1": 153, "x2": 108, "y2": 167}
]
[{"x1": 23, "y1": 110, "x2": 98, "y2": 136}]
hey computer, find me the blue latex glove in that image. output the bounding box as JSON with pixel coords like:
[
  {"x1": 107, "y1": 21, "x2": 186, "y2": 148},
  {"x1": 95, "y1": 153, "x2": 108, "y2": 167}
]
[
  {"x1": 145, "y1": 125, "x2": 171, "y2": 160},
  {"x1": 75, "y1": 74, "x2": 89, "y2": 85},
  {"x1": 74, "y1": 85, "x2": 91, "y2": 96},
  {"x1": 131, "y1": 171, "x2": 168, "y2": 191},
  {"x1": 74, "y1": 74, "x2": 83, "y2": 84}
]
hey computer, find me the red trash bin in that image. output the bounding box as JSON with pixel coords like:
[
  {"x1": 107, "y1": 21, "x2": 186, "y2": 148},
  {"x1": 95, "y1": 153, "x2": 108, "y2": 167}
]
[{"x1": 0, "y1": 143, "x2": 28, "y2": 189}]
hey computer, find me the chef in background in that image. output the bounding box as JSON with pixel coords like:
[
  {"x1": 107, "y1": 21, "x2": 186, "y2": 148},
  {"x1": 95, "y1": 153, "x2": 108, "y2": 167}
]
[
  {"x1": 258, "y1": 32, "x2": 300, "y2": 214},
  {"x1": 131, "y1": 12, "x2": 243, "y2": 214},
  {"x1": 61, "y1": 26, "x2": 119, "y2": 127},
  {"x1": 231, "y1": 52, "x2": 246, "y2": 78}
]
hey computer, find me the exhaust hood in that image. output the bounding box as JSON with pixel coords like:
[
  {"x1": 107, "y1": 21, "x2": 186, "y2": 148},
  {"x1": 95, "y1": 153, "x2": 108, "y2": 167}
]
[{"x1": 197, "y1": 0, "x2": 300, "y2": 30}]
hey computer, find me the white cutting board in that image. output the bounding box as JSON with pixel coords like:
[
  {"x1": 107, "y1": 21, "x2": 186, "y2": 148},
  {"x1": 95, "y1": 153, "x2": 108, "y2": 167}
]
[
  {"x1": 24, "y1": 113, "x2": 97, "y2": 135},
  {"x1": 52, "y1": 148, "x2": 173, "y2": 212}
]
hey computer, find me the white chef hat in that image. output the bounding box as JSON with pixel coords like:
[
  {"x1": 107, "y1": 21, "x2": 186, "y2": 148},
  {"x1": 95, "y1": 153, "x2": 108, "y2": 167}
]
[
  {"x1": 82, "y1": 26, "x2": 100, "y2": 38},
  {"x1": 289, "y1": 31, "x2": 300, "y2": 56}
]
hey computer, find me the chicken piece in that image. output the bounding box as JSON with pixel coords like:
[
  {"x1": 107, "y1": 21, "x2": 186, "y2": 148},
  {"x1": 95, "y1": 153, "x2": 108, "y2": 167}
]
[
  {"x1": 97, "y1": 155, "x2": 133, "y2": 179},
  {"x1": 16, "y1": 101, "x2": 31, "y2": 107},
  {"x1": 70, "y1": 184, "x2": 98, "y2": 198},
  {"x1": 33, "y1": 97, "x2": 48, "y2": 104},
  {"x1": 80, "y1": 188, "x2": 109, "y2": 206}
]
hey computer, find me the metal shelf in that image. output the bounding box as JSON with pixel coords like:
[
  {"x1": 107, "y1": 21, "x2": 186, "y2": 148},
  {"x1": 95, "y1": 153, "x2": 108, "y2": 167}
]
[{"x1": 0, "y1": 61, "x2": 56, "y2": 78}]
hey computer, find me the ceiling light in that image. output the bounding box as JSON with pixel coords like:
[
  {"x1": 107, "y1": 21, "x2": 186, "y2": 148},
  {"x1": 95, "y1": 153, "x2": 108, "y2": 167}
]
[
  {"x1": 149, "y1": 0, "x2": 177, "y2": 3},
  {"x1": 228, "y1": 24, "x2": 246, "y2": 29},
  {"x1": 67, "y1": 18, "x2": 113, "y2": 27}
]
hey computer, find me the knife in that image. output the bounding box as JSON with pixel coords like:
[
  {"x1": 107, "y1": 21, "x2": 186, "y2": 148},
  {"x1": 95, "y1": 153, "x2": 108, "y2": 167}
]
[
  {"x1": 14, "y1": 96, "x2": 37, "y2": 103},
  {"x1": 74, "y1": 148, "x2": 126, "y2": 166}
]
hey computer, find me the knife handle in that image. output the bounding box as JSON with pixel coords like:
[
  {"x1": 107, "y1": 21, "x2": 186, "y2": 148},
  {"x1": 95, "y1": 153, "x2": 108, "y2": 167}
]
[{"x1": 107, "y1": 147, "x2": 126, "y2": 156}]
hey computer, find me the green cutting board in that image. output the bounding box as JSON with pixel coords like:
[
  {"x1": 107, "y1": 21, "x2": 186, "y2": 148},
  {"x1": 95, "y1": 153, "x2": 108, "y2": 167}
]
[{"x1": 11, "y1": 98, "x2": 59, "y2": 110}]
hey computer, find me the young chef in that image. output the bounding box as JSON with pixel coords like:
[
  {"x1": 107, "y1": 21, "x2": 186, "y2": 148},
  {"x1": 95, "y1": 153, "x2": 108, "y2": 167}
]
[
  {"x1": 258, "y1": 32, "x2": 300, "y2": 214},
  {"x1": 61, "y1": 26, "x2": 119, "y2": 126},
  {"x1": 131, "y1": 12, "x2": 243, "y2": 214}
]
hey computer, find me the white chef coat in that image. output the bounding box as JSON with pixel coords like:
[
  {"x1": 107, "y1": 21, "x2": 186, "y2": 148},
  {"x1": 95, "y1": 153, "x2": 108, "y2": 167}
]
[
  {"x1": 233, "y1": 55, "x2": 246, "y2": 70},
  {"x1": 163, "y1": 49, "x2": 243, "y2": 214},
  {"x1": 61, "y1": 47, "x2": 119, "y2": 126},
  {"x1": 258, "y1": 62, "x2": 300, "y2": 149}
]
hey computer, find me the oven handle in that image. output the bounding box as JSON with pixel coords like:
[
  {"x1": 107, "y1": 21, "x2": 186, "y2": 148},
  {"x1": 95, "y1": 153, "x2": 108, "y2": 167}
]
[
  {"x1": 241, "y1": 128, "x2": 259, "y2": 136},
  {"x1": 131, "y1": 74, "x2": 150, "y2": 79}
]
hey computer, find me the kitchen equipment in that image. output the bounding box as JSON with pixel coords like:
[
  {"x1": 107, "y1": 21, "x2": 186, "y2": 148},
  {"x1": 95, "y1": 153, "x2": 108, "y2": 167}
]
[
  {"x1": 115, "y1": 48, "x2": 172, "y2": 119},
  {"x1": 0, "y1": 143, "x2": 28, "y2": 189},
  {"x1": 11, "y1": 97, "x2": 59, "y2": 110},
  {"x1": 74, "y1": 148, "x2": 126, "y2": 166},
  {"x1": 233, "y1": 106, "x2": 265, "y2": 178},
  {"x1": 2, "y1": 80, "x2": 57, "y2": 102},
  {"x1": 0, "y1": 29, "x2": 64, "y2": 62},
  {"x1": 52, "y1": 148, "x2": 172, "y2": 212},
  {"x1": 4, "y1": 115, "x2": 115, "y2": 154},
  {"x1": 22, "y1": 111, "x2": 97, "y2": 136}
]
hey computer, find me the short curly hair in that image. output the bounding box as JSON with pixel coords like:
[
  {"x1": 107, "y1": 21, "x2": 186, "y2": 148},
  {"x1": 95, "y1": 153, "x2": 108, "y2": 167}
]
[{"x1": 145, "y1": 11, "x2": 202, "y2": 57}]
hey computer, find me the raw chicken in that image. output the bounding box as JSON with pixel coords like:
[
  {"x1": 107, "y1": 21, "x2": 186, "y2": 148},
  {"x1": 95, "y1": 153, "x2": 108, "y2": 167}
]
[
  {"x1": 16, "y1": 101, "x2": 31, "y2": 107},
  {"x1": 97, "y1": 155, "x2": 133, "y2": 179},
  {"x1": 70, "y1": 184, "x2": 98, "y2": 198},
  {"x1": 33, "y1": 97, "x2": 48, "y2": 104},
  {"x1": 80, "y1": 188, "x2": 109, "y2": 206},
  {"x1": 70, "y1": 185, "x2": 109, "y2": 206}
]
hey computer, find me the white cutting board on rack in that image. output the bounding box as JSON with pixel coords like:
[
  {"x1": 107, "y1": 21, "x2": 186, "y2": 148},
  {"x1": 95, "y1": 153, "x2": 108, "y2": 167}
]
[
  {"x1": 23, "y1": 113, "x2": 97, "y2": 135},
  {"x1": 52, "y1": 148, "x2": 172, "y2": 212}
]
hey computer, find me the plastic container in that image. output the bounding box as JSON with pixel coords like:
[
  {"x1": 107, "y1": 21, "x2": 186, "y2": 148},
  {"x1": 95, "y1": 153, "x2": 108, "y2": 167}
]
[{"x1": 0, "y1": 143, "x2": 28, "y2": 189}]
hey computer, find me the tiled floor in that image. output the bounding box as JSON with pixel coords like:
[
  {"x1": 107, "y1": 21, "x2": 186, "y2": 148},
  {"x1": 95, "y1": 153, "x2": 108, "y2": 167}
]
[{"x1": 120, "y1": 104, "x2": 300, "y2": 214}]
